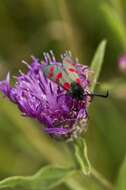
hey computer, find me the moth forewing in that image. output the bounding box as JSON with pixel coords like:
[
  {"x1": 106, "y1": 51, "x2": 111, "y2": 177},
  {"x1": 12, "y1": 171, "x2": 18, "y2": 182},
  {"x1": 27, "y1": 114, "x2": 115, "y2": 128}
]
[
  {"x1": 43, "y1": 64, "x2": 74, "y2": 90},
  {"x1": 63, "y1": 55, "x2": 76, "y2": 66}
]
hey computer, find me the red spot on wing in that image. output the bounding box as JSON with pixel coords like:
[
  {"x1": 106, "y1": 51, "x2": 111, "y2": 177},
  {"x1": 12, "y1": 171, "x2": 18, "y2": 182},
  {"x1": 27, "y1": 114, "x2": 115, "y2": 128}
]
[
  {"x1": 48, "y1": 66, "x2": 55, "y2": 79},
  {"x1": 56, "y1": 72, "x2": 62, "y2": 81},
  {"x1": 50, "y1": 66, "x2": 55, "y2": 72},
  {"x1": 68, "y1": 68, "x2": 78, "y2": 73},
  {"x1": 63, "y1": 82, "x2": 71, "y2": 90},
  {"x1": 48, "y1": 73, "x2": 53, "y2": 78},
  {"x1": 76, "y1": 78, "x2": 81, "y2": 85}
]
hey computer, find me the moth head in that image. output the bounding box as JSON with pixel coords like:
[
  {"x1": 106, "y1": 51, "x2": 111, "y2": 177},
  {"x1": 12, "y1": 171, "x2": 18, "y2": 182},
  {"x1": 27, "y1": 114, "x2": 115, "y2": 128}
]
[{"x1": 69, "y1": 82, "x2": 84, "y2": 100}]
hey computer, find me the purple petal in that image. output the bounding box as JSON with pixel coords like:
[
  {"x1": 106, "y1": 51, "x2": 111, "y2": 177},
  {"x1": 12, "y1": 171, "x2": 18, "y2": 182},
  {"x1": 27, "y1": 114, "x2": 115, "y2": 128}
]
[{"x1": 44, "y1": 127, "x2": 71, "y2": 135}]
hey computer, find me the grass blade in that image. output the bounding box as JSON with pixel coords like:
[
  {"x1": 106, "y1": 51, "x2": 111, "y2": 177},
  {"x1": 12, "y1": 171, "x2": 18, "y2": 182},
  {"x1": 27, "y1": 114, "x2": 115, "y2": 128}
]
[{"x1": 90, "y1": 40, "x2": 107, "y2": 92}]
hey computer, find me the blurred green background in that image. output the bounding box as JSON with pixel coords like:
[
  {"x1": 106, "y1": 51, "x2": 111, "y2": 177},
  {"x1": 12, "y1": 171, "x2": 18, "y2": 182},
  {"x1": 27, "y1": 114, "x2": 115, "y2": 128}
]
[{"x1": 0, "y1": 0, "x2": 126, "y2": 189}]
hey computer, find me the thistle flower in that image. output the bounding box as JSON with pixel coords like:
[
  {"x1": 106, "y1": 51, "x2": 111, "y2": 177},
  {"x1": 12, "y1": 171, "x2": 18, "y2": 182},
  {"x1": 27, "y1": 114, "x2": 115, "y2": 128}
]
[
  {"x1": 118, "y1": 54, "x2": 126, "y2": 73},
  {"x1": 0, "y1": 52, "x2": 91, "y2": 140}
]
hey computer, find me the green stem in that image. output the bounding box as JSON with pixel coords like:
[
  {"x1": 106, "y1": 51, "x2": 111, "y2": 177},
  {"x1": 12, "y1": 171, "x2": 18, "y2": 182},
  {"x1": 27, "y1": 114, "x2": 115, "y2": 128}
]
[{"x1": 91, "y1": 167, "x2": 114, "y2": 190}]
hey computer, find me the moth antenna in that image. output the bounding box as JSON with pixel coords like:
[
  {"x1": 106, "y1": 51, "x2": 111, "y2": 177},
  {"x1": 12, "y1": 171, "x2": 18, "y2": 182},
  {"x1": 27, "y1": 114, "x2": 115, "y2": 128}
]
[{"x1": 86, "y1": 90, "x2": 109, "y2": 98}]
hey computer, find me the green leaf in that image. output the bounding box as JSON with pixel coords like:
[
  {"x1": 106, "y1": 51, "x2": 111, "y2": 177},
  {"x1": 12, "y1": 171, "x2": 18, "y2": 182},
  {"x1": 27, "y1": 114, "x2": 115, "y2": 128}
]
[
  {"x1": 0, "y1": 165, "x2": 74, "y2": 190},
  {"x1": 101, "y1": 3, "x2": 126, "y2": 50},
  {"x1": 74, "y1": 137, "x2": 91, "y2": 175},
  {"x1": 116, "y1": 156, "x2": 126, "y2": 190},
  {"x1": 90, "y1": 40, "x2": 107, "y2": 91}
]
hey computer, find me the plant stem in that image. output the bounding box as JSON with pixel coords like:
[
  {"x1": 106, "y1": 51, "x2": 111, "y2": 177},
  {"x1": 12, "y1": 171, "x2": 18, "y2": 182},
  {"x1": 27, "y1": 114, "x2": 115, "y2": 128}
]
[{"x1": 90, "y1": 167, "x2": 114, "y2": 190}]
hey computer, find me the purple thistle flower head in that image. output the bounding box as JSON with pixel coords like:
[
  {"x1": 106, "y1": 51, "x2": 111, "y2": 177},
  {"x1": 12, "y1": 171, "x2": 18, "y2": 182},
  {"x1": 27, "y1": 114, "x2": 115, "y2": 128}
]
[
  {"x1": 0, "y1": 51, "x2": 91, "y2": 140},
  {"x1": 118, "y1": 54, "x2": 126, "y2": 73}
]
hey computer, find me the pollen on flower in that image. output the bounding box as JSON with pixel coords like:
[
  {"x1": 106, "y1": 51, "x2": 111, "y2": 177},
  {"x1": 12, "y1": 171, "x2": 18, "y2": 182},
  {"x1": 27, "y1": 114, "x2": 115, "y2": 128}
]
[{"x1": 0, "y1": 51, "x2": 90, "y2": 140}]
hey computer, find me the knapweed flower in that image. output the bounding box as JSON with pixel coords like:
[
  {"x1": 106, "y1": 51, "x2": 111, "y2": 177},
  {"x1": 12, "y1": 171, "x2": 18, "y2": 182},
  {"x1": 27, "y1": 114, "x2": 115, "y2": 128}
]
[
  {"x1": 118, "y1": 54, "x2": 126, "y2": 73},
  {"x1": 0, "y1": 51, "x2": 91, "y2": 140}
]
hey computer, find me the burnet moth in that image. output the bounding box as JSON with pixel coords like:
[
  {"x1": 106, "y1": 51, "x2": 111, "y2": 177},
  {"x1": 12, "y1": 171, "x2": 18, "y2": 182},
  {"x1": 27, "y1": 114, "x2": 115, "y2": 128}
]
[{"x1": 43, "y1": 51, "x2": 108, "y2": 100}]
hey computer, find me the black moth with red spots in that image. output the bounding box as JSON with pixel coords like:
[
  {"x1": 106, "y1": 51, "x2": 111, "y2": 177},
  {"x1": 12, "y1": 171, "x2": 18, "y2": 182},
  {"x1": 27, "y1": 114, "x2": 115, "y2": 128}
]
[
  {"x1": 43, "y1": 52, "x2": 109, "y2": 100},
  {"x1": 43, "y1": 54, "x2": 86, "y2": 100}
]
